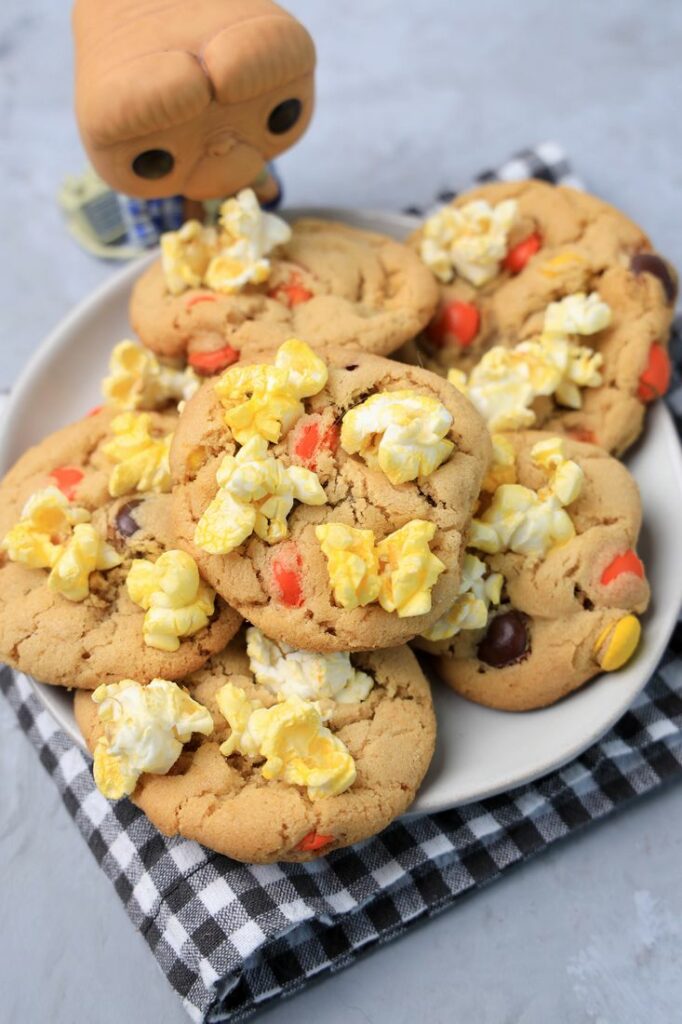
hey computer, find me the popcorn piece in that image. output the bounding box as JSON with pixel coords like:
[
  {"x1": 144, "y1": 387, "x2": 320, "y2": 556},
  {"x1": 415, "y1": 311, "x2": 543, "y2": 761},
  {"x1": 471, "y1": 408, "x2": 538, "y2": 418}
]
[
  {"x1": 103, "y1": 412, "x2": 173, "y2": 497},
  {"x1": 376, "y1": 520, "x2": 446, "y2": 617},
  {"x1": 102, "y1": 340, "x2": 199, "y2": 411},
  {"x1": 422, "y1": 553, "x2": 504, "y2": 641},
  {"x1": 315, "y1": 523, "x2": 381, "y2": 610},
  {"x1": 126, "y1": 550, "x2": 216, "y2": 652},
  {"x1": 1, "y1": 486, "x2": 90, "y2": 569},
  {"x1": 481, "y1": 435, "x2": 517, "y2": 493},
  {"x1": 469, "y1": 438, "x2": 584, "y2": 558},
  {"x1": 246, "y1": 625, "x2": 374, "y2": 703},
  {"x1": 92, "y1": 678, "x2": 214, "y2": 799},
  {"x1": 216, "y1": 339, "x2": 328, "y2": 445},
  {"x1": 420, "y1": 199, "x2": 518, "y2": 286},
  {"x1": 49, "y1": 523, "x2": 122, "y2": 602},
  {"x1": 195, "y1": 436, "x2": 326, "y2": 555},
  {"x1": 543, "y1": 292, "x2": 612, "y2": 337},
  {"x1": 217, "y1": 685, "x2": 356, "y2": 800},
  {"x1": 161, "y1": 189, "x2": 291, "y2": 296},
  {"x1": 341, "y1": 389, "x2": 454, "y2": 485}
]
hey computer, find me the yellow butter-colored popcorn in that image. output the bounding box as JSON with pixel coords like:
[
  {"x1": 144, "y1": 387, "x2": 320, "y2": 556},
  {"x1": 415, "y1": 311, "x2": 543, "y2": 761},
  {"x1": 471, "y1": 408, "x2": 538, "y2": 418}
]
[
  {"x1": 126, "y1": 550, "x2": 216, "y2": 652},
  {"x1": 315, "y1": 522, "x2": 381, "y2": 610},
  {"x1": 92, "y1": 678, "x2": 214, "y2": 799},
  {"x1": 161, "y1": 189, "x2": 291, "y2": 296},
  {"x1": 376, "y1": 520, "x2": 446, "y2": 617},
  {"x1": 49, "y1": 523, "x2": 123, "y2": 602},
  {"x1": 217, "y1": 684, "x2": 356, "y2": 799},
  {"x1": 216, "y1": 339, "x2": 329, "y2": 445},
  {"x1": 422, "y1": 553, "x2": 504, "y2": 641},
  {"x1": 102, "y1": 340, "x2": 199, "y2": 411},
  {"x1": 420, "y1": 198, "x2": 518, "y2": 286},
  {"x1": 469, "y1": 437, "x2": 584, "y2": 558},
  {"x1": 1, "y1": 486, "x2": 90, "y2": 570},
  {"x1": 246, "y1": 625, "x2": 374, "y2": 703},
  {"x1": 195, "y1": 436, "x2": 326, "y2": 554},
  {"x1": 481, "y1": 435, "x2": 517, "y2": 493},
  {"x1": 103, "y1": 412, "x2": 173, "y2": 497},
  {"x1": 341, "y1": 389, "x2": 454, "y2": 485}
]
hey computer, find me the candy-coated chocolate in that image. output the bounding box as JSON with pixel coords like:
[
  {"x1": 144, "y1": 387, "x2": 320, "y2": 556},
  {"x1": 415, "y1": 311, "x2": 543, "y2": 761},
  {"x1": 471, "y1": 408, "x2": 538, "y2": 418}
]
[
  {"x1": 49, "y1": 466, "x2": 85, "y2": 501},
  {"x1": 271, "y1": 544, "x2": 303, "y2": 607},
  {"x1": 630, "y1": 252, "x2": 678, "y2": 304},
  {"x1": 594, "y1": 614, "x2": 641, "y2": 671},
  {"x1": 189, "y1": 344, "x2": 240, "y2": 376},
  {"x1": 503, "y1": 232, "x2": 542, "y2": 274},
  {"x1": 428, "y1": 300, "x2": 480, "y2": 348},
  {"x1": 637, "y1": 343, "x2": 671, "y2": 403},
  {"x1": 477, "y1": 610, "x2": 530, "y2": 668},
  {"x1": 115, "y1": 499, "x2": 143, "y2": 538},
  {"x1": 296, "y1": 831, "x2": 334, "y2": 852},
  {"x1": 601, "y1": 549, "x2": 644, "y2": 586}
]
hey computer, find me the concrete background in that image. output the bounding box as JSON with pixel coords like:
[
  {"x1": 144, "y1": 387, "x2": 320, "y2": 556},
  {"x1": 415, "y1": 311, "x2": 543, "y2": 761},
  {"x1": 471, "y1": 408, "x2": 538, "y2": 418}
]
[{"x1": 1, "y1": 1, "x2": 682, "y2": 1022}]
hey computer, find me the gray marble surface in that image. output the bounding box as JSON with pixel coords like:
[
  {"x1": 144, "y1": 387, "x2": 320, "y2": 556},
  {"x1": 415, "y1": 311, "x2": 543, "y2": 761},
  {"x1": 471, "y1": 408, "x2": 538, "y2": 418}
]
[{"x1": 1, "y1": 1, "x2": 681, "y2": 1021}]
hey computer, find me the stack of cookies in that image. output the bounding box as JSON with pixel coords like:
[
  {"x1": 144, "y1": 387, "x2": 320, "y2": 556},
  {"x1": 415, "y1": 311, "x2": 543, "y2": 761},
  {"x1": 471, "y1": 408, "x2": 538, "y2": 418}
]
[{"x1": 0, "y1": 182, "x2": 675, "y2": 861}]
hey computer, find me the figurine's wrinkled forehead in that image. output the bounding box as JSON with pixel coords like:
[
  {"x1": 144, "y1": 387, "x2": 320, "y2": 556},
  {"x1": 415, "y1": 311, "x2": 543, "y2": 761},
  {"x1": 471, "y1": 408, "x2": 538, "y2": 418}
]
[{"x1": 76, "y1": 6, "x2": 315, "y2": 146}]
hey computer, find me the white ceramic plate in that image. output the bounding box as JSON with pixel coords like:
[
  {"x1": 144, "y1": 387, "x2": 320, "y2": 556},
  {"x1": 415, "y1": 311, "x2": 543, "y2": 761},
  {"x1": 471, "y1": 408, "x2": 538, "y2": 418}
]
[{"x1": 2, "y1": 208, "x2": 681, "y2": 816}]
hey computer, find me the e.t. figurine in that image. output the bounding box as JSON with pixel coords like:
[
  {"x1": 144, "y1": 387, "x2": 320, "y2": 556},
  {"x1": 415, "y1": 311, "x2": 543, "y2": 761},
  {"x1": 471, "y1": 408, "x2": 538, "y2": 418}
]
[{"x1": 72, "y1": 0, "x2": 316, "y2": 246}]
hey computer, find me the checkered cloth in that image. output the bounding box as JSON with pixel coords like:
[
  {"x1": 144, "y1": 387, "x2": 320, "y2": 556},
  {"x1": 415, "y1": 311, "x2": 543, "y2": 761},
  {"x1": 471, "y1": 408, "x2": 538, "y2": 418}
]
[{"x1": 2, "y1": 142, "x2": 682, "y2": 1023}]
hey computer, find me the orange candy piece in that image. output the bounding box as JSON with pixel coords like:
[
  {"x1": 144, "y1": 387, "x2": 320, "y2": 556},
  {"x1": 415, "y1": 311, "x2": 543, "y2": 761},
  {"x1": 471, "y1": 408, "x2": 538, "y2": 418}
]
[
  {"x1": 49, "y1": 466, "x2": 84, "y2": 501},
  {"x1": 568, "y1": 428, "x2": 596, "y2": 445},
  {"x1": 268, "y1": 273, "x2": 313, "y2": 308},
  {"x1": 188, "y1": 344, "x2": 240, "y2": 375},
  {"x1": 601, "y1": 549, "x2": 644, "y2": 586},
  {"x1": 296, "y1": 831, "x2": 334, "y2": 853},
  {"x1": 637, "y1": 343, "x2": 671, "y2": 403},
  {"x1": 293, "y1": 420, "x2": 340, "y2": 469},
  {"x1": 184, "y1": 293, "x2": 218, "y2": 310},
  {"x1": 504, "y1": 232, "x2": 542, "y2": 274},
  {"x1": 85, "y1": 405, "x2": 103, "y2": 418},
  {"x1": 271, "y1": 543, "x2": 303, "y2": 607},
  {"x1": 428, "y1": 300, "x2": 480, "y2": 348}
]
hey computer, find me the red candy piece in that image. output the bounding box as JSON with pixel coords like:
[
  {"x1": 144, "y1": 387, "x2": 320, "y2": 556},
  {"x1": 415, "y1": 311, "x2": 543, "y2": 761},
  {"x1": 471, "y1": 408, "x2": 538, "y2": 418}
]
[
  {"x1": 268, "y1": 273, "x2": 313, "y2": 308},
  {"x1": 271, "y1": 544, "x2": 303, "y2": 607},
  {"x1": 428, "y1": 300, "x2": 480, "y2": 348},
  {"x1": 293, "y1": 420, "x2": 340, "y2": 469},
  {"x1": 49, "y1": 466, "x2": 84, "y2": 501},
  {"x1": 601, "y1": 550, "x2": 644, "y2": 586},
  {"x1": 184, "y1": 293, "x2": 218, "y2": 309},
  {"x1": 85, "y1": 405, "x2": 103, "y2": 418},
  {"x1": 296, "y1": 831, "x2": 334, "y2": 853},
  {"x1": 568, "y1": 428, "x2": 596, "y2": 444},
  {"x1": 504, "y1": 232, "x2": 542, "y2": 274},
  {"x1": 188, "y1": 345, "x2": 240, "y2": 376},
  {"x1": 637, "y1": 343, "x2": 671, "y2": 403}
]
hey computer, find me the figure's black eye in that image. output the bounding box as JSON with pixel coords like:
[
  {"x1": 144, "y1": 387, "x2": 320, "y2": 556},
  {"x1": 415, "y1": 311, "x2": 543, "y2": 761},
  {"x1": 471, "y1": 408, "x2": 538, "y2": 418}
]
[
  {"x1": 267, "y1": 99, "x2": 302, "y2": 135},
  {"x1": 131, "y1": 149, "x2": 175, "y2": 179}
]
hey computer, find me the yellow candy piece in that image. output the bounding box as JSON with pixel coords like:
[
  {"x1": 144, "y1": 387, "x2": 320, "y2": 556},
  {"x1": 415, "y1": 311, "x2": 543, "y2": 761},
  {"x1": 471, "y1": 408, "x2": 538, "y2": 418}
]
[
  {"x1": 102, "y1": 340, "x2": 198, "y2": 411},
  {"x1": 92, "y1": 678, "x2": 214, "y2": 799},
  {"x1": 1, "y1": 486, "x2": 90, "y2": 570},
  {"x1": 315, "y1": 523, "x2": 381, "y2": 610},
  {"x1": 126, "y1": 550, "x2": 216, "y2": 652},
  {"x1": 217, "y1": 684, "x2": 356, "y2": 800},
  {"x1": 341, "y1": 389, "x2": 454, "y2": 485},
  {"x1": 420, "y1": 198, "x2": 518, "y2": 286},
  {"x1": 540, "y1": 251, "x2": 588, "y2": 278},
  {"x1": 49, "y1": 523, "x2": 122, "y2": 602},
  {"x1": 376, "y1": 520, "x2": 446, "y2": 617},
  {"x1": 195, "y1": 436, "x2": 326, "y2": 555},
  {"x1": 594, "y1": 615, "x2": 641, "y2": 672},
  {"x1": 103, "y1": 412, "x2": 173, "y2": 497}
]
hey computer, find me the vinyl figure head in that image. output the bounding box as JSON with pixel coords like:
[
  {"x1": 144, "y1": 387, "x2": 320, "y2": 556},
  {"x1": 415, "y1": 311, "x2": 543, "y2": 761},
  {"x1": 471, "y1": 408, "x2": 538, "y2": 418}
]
[{"x1": 73, "y1": 0, "x2": 316, "y2": 201}]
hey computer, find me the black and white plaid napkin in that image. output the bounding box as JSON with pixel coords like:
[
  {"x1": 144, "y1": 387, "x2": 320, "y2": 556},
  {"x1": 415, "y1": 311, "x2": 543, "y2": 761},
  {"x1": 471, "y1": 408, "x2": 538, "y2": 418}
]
[{"x1": 2, "y1": 143, "x2": 682, "y2": 1024}]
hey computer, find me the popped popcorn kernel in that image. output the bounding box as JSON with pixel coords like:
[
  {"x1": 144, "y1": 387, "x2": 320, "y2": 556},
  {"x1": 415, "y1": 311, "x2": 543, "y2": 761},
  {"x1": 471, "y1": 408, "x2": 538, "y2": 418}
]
[
  {"x1": 315, "y1": 523, "x2": 381, "y2": 610},
  {"x1": 341, "y1": 389, "x2": 454, "y2": 485},
  {"x1": 481, "y1": 435, "x2": 517, "y2": 493},
  {"x1": 420, "y1": 199, "x2": 518, "y2": 286},
  {"x1": 1, "y1": 486, "x2": 90, "y2": 570},
  {"x1": 422, "y1": 554, "x2": 504, "y2": 641},
  {"x1": 102, "y1": 340, "x2": 199, "y2": 411},
  {"x1": 217, "y1": 685, "x2": 356, "y2": 800},
  {"x1": 195, "y1": 436, "x2": 326, "y2": 555},
  {"x1": 49, "y1": 523, "x2": 122, "y2": 602},
  {"x1": 160, "y1": 189, "x2": 291, "y2": 296},
  {"x1": 126, "y1": 550, "x2": 216, "y2": 652},
  {"x1": 376, "y1": 520, "x2": 446, "y2": 617},
  {"x1": 92, "y1": 678, "x2": 214, "y2": 799},
  {"x1": 103, "y1": 412, "x2": 173, "y2": 497}
]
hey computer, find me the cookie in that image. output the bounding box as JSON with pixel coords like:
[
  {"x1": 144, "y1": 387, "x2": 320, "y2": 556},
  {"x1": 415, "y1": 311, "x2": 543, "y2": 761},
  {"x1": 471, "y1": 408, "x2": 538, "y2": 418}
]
[
  {"x1": 415, "y1": 431, "x2": 650, "y2": 710},
  {"x1": 170, "y1": 340, "x2": 491, "y2": 651},
  {"x1": 402, "y1": 180, "x2": 677, "y2": 455},
  {"x1": 130, "y1": 217, "x2": 439, "y2": 368},
  {"x1": 0, "y1": 409, "x2": 241, "y2": 689},
  {"x1": 74, "y1": 629, "x2": 436, "y2": 863}
]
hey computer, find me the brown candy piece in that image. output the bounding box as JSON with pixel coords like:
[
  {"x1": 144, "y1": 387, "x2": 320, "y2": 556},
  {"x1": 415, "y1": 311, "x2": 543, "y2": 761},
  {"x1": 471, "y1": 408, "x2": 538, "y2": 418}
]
[
  {"x1": 630, "y1": 253, "x2": 678, "y2": 305},
  {"x1": 115, "y1": 500, "x2": 142, "y2": 537},
  {"x1": 477, "y1": 611, "x2": 530, "y2": 668}
]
